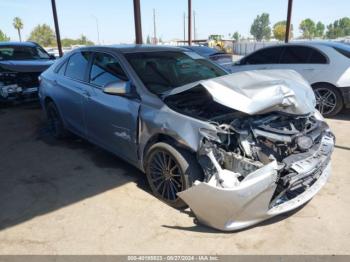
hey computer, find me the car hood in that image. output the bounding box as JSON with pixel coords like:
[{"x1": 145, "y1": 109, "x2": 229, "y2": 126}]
[
  {"x1": 164, "y1": 69, "x2": 316, "y2": 115},
  {"x1": 0, "y1": 60, "x2": 54, "y2": 73}
]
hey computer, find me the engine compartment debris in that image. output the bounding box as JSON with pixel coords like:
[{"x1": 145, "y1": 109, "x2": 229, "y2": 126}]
[{"x1": 165, "y1": 71, "x2": 335, "y2": 231}]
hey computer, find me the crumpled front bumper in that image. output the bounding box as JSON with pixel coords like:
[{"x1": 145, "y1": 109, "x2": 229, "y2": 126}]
[
  {"x1": 178, "y1": 134, "x2": 334, "y2": 231},
  {"x1": 0, "y1": 85, "x2": 38, "y2": 102}
]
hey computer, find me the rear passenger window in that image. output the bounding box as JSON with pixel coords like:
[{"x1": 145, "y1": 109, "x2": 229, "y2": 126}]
[
  {"x1": 280, "y1": 46, "x2": 328, "y2": 64},
  {"x1": 57, "y1": 61, "x2": 67, "y2": 75},
  {"x1": 280, "y1": 46, "x2": 312, "y2": 64},
  {"x1": 309, "y1": 50, "x2": 328, "y2": 64},
  {"x1": 65, "y1": 52, "x2": 90, "y2": 81},
  {"x1": 243, "y1": 47, "x2": 283, "y2": 64},
  {"x1": 89, "y1": 53, "x2": 128, "y2": 87}
]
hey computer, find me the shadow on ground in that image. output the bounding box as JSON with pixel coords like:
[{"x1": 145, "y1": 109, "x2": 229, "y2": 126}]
[
  {"x1": 0, "y1": 103, "x2": 148, "y2": 230},
  {"x1": 327, "y1": 108, "x2": 350, "y2": 121}
]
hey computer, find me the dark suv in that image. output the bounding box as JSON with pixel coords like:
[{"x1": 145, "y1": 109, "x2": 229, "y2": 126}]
[{"x1": 0, "y1": 41, "x2": 55, "y2": 103}]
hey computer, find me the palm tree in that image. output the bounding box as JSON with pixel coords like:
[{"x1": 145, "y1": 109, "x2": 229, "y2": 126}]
[{"x1": 13, "y1": 17, "x2": 23, "y2": 42}]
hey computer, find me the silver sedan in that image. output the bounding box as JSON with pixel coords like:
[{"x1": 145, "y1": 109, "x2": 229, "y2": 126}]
[{"x1": 39, "y1": 45, "x2": 334, "y2": 231}]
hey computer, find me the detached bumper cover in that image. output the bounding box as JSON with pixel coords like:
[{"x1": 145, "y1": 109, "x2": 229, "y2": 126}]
[{"x1": 178, "y1": 134, "x2": 334, "y2": 231}]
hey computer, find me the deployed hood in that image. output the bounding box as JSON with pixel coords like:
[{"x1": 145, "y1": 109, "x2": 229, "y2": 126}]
[
  {"x1": 164, "y1": 69, "x2": 316, "y2": 115},
  {"x1": 0, "y1": 60, "x2": 54, "y2": 73}
]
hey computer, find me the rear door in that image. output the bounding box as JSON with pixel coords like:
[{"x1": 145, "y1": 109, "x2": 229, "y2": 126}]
[
  {"x1": 84, "y1": 52, "x2": 140, "y2": 164},
  {"x1": 278, "y1": 46, "x2": 329, "y2": 84},
  {"x1": 54, "y1": 51, "x2": 92, "y2": 137}
]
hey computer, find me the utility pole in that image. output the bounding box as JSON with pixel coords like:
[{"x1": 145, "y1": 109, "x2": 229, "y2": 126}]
[
  {"x1": 183, "y1": 12, "x2": 186, "y2": 44},
  {"x1": 133, "y1": 0, "x2": 143, "y2": 44},
  {"x1": 285, "y1": 0, "x2": 293, "y2": 43},
  {"x1": 153, "y1": 8, "x2": 157, "y2": 44},
  {"x1": 193, "y1": 10, "x2": 196, "y2": 41},
  {"x1": 188, "y1": 0, "x2": 192, "y2": 45},
  {"x1": 50, "y1": 0, "x2": 63, "y2": 57},
  {"x1": 91, "y1": 15, "x2": 100, "y2": 45}
]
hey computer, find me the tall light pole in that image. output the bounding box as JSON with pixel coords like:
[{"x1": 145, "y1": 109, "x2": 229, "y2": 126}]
[
  {"x1": 285, "y1": 0, "x2": 293, "y2": 43},
  {"x1": 91, "y1": 15, "x2": 100, "y2": 45},
  {"x1": 183, "y1": 12, "x2": 186, "y2": 43},
  {"x1": 193, "y1": 10, "x2": 196, "y2": 41},
  {"x1": 50, "y1": 0, "x2": 63, "y2": 57},
  {"x1": 133, "y1": 0, "x2": 143, "y2": 44},
  {"x1": 153, "y1": 8, "x2": 157, "y2": 44},
  {"x1": 188, "y1": 0, "x2": 192, "y2": 45}
]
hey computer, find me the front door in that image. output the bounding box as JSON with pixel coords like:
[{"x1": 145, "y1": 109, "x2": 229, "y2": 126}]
[{"x1": 84, "y1": 52, "x2": 140, "y2": 163}]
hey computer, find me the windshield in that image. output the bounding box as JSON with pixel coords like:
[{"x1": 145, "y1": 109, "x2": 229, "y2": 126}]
[
  {"x1": 0, "y1": 45, "x2": 51, "y2": 61},
  {"x1": 125, "y1": 51, "x2": 227, "y2": 94},
  {"x1": 332, "y1": 43, "x2": 350, "y2": 59}
]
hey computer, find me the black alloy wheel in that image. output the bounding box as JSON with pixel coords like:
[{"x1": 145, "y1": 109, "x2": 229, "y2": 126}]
[
  {"x1": 145, "y1": 142, "x2": 202, "y2": 208},
  {"x1": 313, "y1": 84, "x2": 343, "y2": 116}
]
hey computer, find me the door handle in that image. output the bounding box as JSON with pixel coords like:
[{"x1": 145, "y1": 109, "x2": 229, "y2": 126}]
[{"x1": 303, "y1": 68, "x2": 315, "y2": 71}]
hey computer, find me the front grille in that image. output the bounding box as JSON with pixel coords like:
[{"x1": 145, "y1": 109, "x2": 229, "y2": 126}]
[
  {"x1": 15, "y1": 72, "x2": 41, "y2": 88},
  {"x1": 269, "y1": 157, "x2": 329, "y2": 208},
  {"x1": 0, "y1": 72, "x2": 40, "y2": 88}
]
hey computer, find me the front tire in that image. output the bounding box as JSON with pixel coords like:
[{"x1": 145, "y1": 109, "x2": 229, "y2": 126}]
[
  {"x1": 313, "y1": 84, "x2": 343, "y2": 117},
  {"x1": 145, "y1": 142, "x2": 202, "y2": 208}
]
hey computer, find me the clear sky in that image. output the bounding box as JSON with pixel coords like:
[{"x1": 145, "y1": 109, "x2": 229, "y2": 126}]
[{"x1": 0, "y1": 0, "x2": 349, "y2": 44}]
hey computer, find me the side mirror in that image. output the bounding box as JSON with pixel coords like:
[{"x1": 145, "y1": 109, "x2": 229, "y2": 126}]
[
  {"x1": 49, "y1": 54, "x2": 56, "y2": 60},
  {"x1": 103, "y1": 81, "x2": 129, "y2": 96}
]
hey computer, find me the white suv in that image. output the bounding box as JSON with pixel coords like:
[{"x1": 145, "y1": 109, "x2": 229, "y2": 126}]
[{"x1": 231, "y1": 42, "x2": 350, "y2": 116}]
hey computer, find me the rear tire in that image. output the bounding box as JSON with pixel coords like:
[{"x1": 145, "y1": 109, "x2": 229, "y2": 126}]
[
  {"x1": 145, "y1": 142, "x2": 202, "y2": 208},
  {"x1": 46, "y1": 101, "x2": 68, "y2": 139},
  {"x1": 313, "y1": 84, "x2": 343, "y2": 117}
]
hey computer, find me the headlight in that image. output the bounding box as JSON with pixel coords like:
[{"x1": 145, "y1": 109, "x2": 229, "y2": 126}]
[{"x1": 296, "y1": 135, "x2": 314, "y2": 151}]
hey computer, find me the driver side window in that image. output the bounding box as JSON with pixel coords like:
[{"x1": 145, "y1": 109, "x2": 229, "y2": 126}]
[{"x1": 89, "y1": 52, "x2": 128, "y2": 87}]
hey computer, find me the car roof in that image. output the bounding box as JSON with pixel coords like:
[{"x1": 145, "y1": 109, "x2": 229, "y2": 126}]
[
  {"x1": 79, "y1": 44, "x2": 188, "y2": 54},
  {"x1": 308, "y1": 41, "x2": 350, "y2": 51},
  {"x1": 253, "y1": 41, "x2": 349, "y2": 50},
  {"x1": 243, "y1": 41, "x2": 349, "y2": 58},
  {"x1": 0, "y1": 41, "x2": 39, "y2": 47}
]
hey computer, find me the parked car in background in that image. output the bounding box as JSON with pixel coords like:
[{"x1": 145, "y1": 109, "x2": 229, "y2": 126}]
[
  {"x1": 39, "y1": 45, "x2": 334, "y2": 231},
  {"x1": 182, "y1": 45, "x2": 233, "y2": 69},
  {"x1": 231, "y1": 42, "x2": 350, "y2": 116},
  {"x1": 0, "y1": 41, "x2": 55, "y2": 103}
]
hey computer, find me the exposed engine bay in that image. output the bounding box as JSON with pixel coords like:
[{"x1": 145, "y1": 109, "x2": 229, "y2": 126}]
[
  {"x1": 160, "y1": 70, "x2": 335, "y2": 231},
  {"x1": 0, "y1": 71, "x2": 41, "y2": 102},
  {"x1": 200, "y1": 111, "x2": 333, "y2": 206},
  {"x1": 165, "y1": 81, "x2": 334, "y2": 222}
]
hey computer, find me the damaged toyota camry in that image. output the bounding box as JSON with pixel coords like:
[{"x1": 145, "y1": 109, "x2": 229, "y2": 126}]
[
  {"x1": 0, "y1": 42, "x2": 55, "y2": 103},
  {"x1": 39, "y1": 45, "x2": 334, "y2": 231}
]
